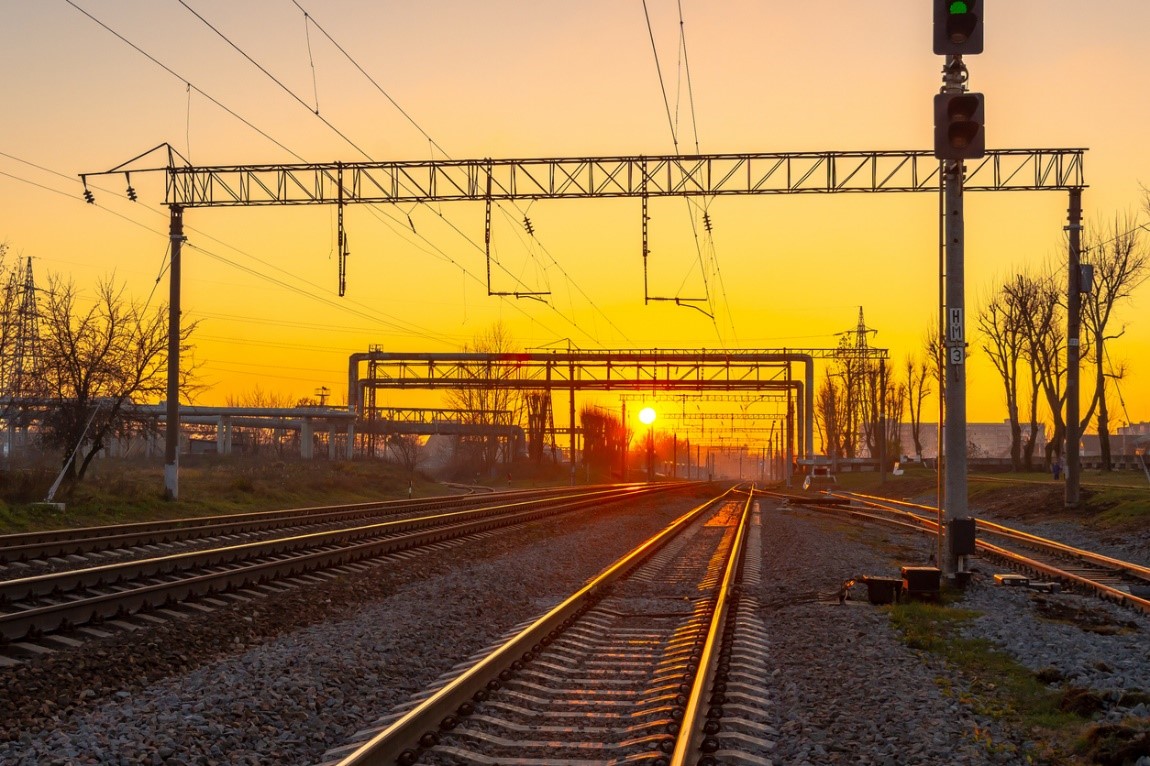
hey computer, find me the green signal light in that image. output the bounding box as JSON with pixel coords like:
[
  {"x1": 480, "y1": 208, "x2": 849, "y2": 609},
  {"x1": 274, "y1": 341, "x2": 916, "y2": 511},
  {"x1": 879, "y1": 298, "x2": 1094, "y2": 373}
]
[{"x1": 949, "y1": 1, "x2": 969, "y2": 13}]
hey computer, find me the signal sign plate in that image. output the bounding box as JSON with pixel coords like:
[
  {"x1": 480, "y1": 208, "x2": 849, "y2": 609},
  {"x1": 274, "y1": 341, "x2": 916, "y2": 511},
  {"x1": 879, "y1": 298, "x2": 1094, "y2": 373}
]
[{"x1": 948, "y1": 308, "x2": 963, "y2": 342}]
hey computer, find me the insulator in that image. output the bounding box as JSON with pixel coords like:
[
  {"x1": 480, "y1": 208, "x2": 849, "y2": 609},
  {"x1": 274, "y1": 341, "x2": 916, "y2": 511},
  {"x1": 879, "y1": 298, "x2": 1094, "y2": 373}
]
[
  {"x1": 703, "y1": 211, "x2": 713, "y2": 232},
  {"x1": 523, "y1": 215, "x2": 534, "y2": 236},
  {"x1": 126, "y1": 186, "x2": 137, "y2": 202},
  {"x1": 83, "y1": 188, "x2": 95, "y2": 204}
]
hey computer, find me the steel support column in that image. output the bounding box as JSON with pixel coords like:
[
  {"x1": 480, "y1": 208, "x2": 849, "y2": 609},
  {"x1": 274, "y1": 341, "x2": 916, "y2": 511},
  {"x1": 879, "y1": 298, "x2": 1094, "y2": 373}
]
[{"x1": 1065, "y1": 188, "x2": 1084, "y2": 508}]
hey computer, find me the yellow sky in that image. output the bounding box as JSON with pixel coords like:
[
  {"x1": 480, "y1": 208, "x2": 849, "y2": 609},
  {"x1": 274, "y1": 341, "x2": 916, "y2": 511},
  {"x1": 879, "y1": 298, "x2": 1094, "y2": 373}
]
[{"x1": 2, "y1": 1, "x2": 1149, "y2": 440}]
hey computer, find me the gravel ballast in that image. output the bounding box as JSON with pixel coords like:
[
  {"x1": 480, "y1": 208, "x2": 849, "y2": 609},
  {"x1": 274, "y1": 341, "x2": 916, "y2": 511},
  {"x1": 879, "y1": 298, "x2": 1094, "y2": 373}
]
[{"x1": 2, "y1": 489, "x2": 1149, "y2": 765}]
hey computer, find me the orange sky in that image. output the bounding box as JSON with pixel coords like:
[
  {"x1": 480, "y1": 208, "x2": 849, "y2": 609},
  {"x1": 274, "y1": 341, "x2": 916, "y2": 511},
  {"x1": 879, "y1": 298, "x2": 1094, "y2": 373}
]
[{"x1": 2, "y1": 1, "x2": 1149, "y2": 443}]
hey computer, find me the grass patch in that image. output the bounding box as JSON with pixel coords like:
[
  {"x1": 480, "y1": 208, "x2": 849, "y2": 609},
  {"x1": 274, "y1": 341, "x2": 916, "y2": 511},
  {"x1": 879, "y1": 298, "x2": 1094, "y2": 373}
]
[
  {"x1": 0, "y1": 457, "x2": 443, "y2": 534},
  {"x1": 1084, "y1": 485, "x2": 1150, "y2": 530},
  {"x1": 889, "y1": 599, "x2": 1093, "y2": 763}
]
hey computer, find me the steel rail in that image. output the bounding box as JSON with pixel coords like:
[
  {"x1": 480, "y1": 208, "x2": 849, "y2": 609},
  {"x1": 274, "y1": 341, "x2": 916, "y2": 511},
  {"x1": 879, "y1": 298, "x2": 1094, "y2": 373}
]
[
  {"x1": 976, "y1": 540, "x2": 1150, "y2": 614},
  {"x1": 670, "y1": 487, "x2": 754, "y2": 765},
  {"x1": 0, "y1": 486, "x2": 648, "y2": 602},
  {"x1": 0, "y1": 485, "x2": 683, "y2": 642},
  {"x1": 806, "y1": 490, "x2": 1150, "y2": 615},
  {"x1": 0, "y1": 485, "x2": 614, "y2": 565},
  {"x1": 331, "y1": 486, "x2": 740, "y2": 766},
  {"x1": 831, "y1": 490, "x2": 1150, "y2": 581}
]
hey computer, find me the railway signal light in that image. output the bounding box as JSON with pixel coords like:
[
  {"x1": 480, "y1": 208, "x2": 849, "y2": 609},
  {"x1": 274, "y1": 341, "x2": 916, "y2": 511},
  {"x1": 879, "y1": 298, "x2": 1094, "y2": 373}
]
[
  {"x1": 934, "y1": 0, "x2": 983, "y2": 56},
  {"x1": 934, "y1": 92, "x2": 985, "y2": 160}
]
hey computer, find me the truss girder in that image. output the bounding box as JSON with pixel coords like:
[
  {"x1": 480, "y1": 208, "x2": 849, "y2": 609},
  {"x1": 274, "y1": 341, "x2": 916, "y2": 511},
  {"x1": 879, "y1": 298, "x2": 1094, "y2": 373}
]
[
  {"x1": 357, "y1": 352, "x2": 816, "y2": 392},
  {"x1": 166, "y1": 149, "x2": 1086, "y2": 207},
  {"x1": 372, "y1": 407, "x2": 512, "y2": 425},
  {"x1": 655, "y1": 412, "x2": 787, "y2": 421}
]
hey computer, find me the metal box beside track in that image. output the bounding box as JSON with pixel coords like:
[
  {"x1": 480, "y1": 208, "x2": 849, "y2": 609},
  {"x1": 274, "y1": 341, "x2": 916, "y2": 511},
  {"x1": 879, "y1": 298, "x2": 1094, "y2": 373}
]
[
  {"x1": 901, "y1": 566, "x2": 942, "y2": 601},
  {"x1": 860, "y1": 576, "x2": 903, "y2": 605},
  {"x1": 949, "y1": 517, "x2": 977, "y2": 556}
]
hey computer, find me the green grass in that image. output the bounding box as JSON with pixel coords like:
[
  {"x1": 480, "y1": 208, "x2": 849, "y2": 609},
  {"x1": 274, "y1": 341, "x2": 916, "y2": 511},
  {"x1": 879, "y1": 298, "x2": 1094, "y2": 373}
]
[
  {"x1": 1082, "y1": 485, "x2": 1150, "y2": 529},
  {"x1": 889, "y1": 599, "x2": 1093, "y2": 763},
  {"x1": 0, "y1": 457, "x2": 439, "y2": 534},
  {"x1": 822, "y1": 465, "x2": 1150, "y2": 534}
]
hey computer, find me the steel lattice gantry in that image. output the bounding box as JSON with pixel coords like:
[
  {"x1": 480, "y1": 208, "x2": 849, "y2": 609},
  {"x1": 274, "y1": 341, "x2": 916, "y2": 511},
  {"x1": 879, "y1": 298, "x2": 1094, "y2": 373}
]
[
  {"x1": 344, "y1": 347, "x2": 894, "y2": 467},
  {"x1": 92, "y1": 147, "x2": 1084, "y2": 498},
  {"x1": 164, "y1": 149, "x2": 1085, "y2": 206}
]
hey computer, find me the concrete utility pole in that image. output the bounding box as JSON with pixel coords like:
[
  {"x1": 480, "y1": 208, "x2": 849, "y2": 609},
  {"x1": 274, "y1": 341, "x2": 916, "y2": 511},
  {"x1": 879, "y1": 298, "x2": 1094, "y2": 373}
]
[
  {"x1": 164, "y1": 206, "x2": 185, "y2": 500},
  {"x1": 941, "y1": 54, "x2": 970, "y2": 579},
  {"x1": 1065, "y1": 189, "x2": 1084, "y2": 508}
]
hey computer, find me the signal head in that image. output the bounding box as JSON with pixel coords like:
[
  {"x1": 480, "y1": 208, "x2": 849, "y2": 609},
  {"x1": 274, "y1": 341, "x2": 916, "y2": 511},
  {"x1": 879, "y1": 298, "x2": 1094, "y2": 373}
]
[
  {"x1": 934, "y1": 0, "x2": 983, "y2": 55},
  {"x1": 934, "y1": 92, "x2": 986, "y2": 160}
]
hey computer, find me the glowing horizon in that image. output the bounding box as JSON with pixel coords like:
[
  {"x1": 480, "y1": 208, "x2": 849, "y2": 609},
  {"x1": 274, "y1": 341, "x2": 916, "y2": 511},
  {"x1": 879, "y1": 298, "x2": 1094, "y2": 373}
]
[{"x1": 3, "y1": 1, "x2": 1149, "y2": 444}]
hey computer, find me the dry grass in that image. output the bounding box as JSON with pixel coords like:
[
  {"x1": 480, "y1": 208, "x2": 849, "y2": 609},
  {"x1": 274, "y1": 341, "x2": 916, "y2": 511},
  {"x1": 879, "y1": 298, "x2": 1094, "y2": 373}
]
[{"x1": 0, "y1": 456, "x2": 440, "y2": 533}]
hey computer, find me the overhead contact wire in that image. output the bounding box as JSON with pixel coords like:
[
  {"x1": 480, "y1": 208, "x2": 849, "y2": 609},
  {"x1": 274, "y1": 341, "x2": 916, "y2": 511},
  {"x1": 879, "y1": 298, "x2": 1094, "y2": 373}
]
[{"x1": 62, "y1": 4, "x2": 579, "y2": 345}]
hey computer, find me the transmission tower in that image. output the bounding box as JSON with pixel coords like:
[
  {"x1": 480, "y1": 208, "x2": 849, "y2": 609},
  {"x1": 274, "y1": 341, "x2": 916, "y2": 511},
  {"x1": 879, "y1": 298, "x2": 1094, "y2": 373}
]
[
  {"x1": 13, "y1": 257, "x2": 42, "y2": 396},
  {"x1": 840, "y1": 305, "x2": 877, "y2": 353},
  {"x1": 2, "y1": 257, "x2": 41, "y2": 401}
]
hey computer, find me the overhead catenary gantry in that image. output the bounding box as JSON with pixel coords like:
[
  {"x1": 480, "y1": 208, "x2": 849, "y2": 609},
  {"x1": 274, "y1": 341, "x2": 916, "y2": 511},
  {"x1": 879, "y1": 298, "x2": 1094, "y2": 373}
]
[
  {"x1": 162, "y1": 149, "x2": 1084, "y2": 206},
  {"x1": 345, "y1": 347, "x2": 849, "y2": 480},
  {"x1": 81, "y1": 146, "x2": 1085, "y2": 499}
]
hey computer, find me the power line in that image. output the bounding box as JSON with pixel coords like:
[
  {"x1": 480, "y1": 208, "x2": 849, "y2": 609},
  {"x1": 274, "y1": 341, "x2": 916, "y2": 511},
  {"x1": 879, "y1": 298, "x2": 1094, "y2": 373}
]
[
  {"x1": 640, "y1": 1, "x2": 731, "y2": 343},
  {"x1": 176, "y1": 0, "x2": 373, "y2": 160},
  {"x1": 178, "y1": 1, "x2": 548, "y2": 296},
  {"x1": 63, "y1": 2, "x2": 628, "y2": 347},
  {"x1": 287, "y1": 1, "x2": 631, "y2": 345},
  {"x1": 0, "y1": 157, "x2": 461, "y2": 343},
  {"x1": 289, "y1": 0, "x2": 450, "y2": 158},
  {"x1": 51, "y1": 5, "x2": 591, "y2": 345},
  {"x1": 641, "y1": 0, "x2": 679, "y2": 152},
  {"x1": 64, "y1": 0, "x2": 306, "y2": 162}
]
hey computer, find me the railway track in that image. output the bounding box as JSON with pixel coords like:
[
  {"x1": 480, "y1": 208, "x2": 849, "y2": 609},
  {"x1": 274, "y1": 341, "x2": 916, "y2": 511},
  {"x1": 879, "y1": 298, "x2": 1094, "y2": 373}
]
[
  {"x1": 0, "y1": 484, "x2": 686, "y2": 655},
  {"x1": 317, "y1": 485, "x2": 770, "y2": 766},
  {"x1": 773, "y1": 488, "x2": 1150, "y2": 613},
  {"x1": 0, "y1": 485, "x2": 610, "y2": 574}
]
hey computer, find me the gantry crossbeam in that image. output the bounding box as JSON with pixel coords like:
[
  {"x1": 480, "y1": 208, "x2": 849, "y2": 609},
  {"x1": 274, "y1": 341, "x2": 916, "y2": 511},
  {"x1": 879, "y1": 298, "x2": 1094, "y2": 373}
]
[
  {"x1": 654, "y1": 412, "x2": 787, "y2": 421},
  {"x1": 165, "y1": 148, "x2": 1086, "y2": 207},
  {"x1": 370, "y1": 407, "x2": 513, "y2": 425},
  {"x1": 349, "y1": 350, "x2": 819, "y2": 396},
  {"x1": 348, "y1": 348, "x2": 826, "y2": 465}
]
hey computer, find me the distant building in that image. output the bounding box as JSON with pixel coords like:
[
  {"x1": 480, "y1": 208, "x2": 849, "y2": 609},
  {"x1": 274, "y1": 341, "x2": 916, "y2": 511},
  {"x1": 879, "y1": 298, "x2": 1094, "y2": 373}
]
[
  {"x1": 1082, "y1": 423, "x2": 1150, "y2": 457},
  {"x1": 895, "y1": 420, "x2": 1047, "y2": 461}
]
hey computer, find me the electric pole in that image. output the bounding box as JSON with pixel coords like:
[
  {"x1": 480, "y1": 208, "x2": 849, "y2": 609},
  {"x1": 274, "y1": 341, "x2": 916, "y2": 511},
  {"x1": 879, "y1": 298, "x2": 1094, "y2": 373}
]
[{"x1": 934, "y1": 0, "x2": 985, "y2": 579}]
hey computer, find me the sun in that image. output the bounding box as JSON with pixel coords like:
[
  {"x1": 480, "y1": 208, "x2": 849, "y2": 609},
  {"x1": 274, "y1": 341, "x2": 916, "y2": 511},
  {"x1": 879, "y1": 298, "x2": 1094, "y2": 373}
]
[{"x1": 638, "y1": 406, "x2": 657, "y2": 425}]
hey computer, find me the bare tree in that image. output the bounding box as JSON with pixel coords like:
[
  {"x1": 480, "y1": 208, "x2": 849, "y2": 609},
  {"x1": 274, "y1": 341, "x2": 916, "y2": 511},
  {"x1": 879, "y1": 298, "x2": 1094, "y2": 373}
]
[
  {"x1": 1015, "y1": 268, "x2": 1066, "y2": 466},
  {"x1": 1079, "y1": 213, "x2": 1149, "y2": 470},
  {"x1": 226, "y1": 385, "x2": 297, "y2": 455},
  {"x1": 859, "y1": 358, "x2": 904, "y2": 469},
  {"x1": 38, "y1": 273, "x2": 198, "y2": 493},
  {"x1": 386, "y1": 433, "x2": 424, "y2": 481},
  {"x1": 978, "y1": 276, "x2": 1027, "y2": 470},
  {"x1": 904, "y1": 353, "x2": 931, "y2": 463},
  {"x1": 814, "y1": 376, "x2": 842, "y2": 462},
  {"x1": 580, "y1": 406, "x2": 625, "y2": 480},
  {"x1": 924, "y1": 318, "x2": 944, "y2": 394},
  {"x1": 1005, "y1": 274, "x2": 1047, "y2": 471},
  {"x1": 445, "y1": 322, "x2": 525, "y2": 475}
]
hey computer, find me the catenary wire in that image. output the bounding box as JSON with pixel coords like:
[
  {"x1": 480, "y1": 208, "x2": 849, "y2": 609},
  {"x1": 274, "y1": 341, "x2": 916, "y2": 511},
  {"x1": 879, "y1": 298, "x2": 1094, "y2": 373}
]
[
  {"x1": 177, "y1": 1, "x2": 567, "y2": 309},
  {"x1": 288, "y1": 0, "x2": 632, "y2": 344},
  {"x1": 55, "y1": 6, "x2": 592, "y2": 345}
]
